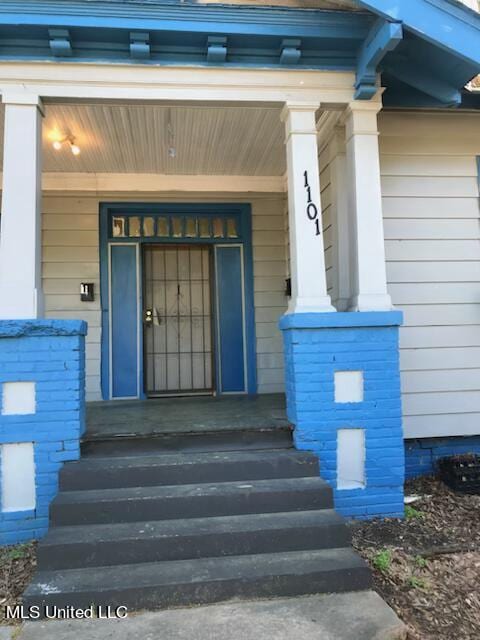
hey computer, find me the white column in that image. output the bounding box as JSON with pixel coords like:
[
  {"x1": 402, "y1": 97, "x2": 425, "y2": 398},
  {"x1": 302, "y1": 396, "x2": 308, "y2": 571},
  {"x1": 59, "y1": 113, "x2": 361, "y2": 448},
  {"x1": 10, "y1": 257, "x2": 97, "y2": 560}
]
[
  {"x1": 282, "y1": 102, "x2": 334, "y2": 314},
  {"x1": 329, "y1": 125, "x2": 351, "y2": 311},
  {"x1": 0, "y1": 92, "x2": 44, "y2": 319},
  {"x1": 344, "y1": 102, "x2": 392, "y2": 311}
]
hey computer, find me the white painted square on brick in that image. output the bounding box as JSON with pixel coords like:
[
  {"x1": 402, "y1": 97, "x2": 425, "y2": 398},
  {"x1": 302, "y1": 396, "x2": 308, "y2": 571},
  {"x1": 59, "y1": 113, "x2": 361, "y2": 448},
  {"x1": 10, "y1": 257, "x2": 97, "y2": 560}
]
[
  {"x1": 2, "y1": 382, "x2": 36, "y2": 415},
  {"x1": 334, "y1": 371, "x2": 364, "y2": 403},
  {"x1": 1, "y1": 443, "x2": 36, "y2": 512},
  {"x1": 337, "y1": 429, "x2": 365, "y2": 490}
]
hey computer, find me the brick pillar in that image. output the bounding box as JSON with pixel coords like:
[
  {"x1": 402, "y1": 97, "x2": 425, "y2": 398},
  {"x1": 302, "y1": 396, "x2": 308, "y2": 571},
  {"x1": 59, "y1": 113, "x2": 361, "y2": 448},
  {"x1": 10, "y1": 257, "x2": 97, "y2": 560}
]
[
  {"x1": 280, "y1": 311, "x2": 405, "y2": 519},
  {"x1": 0, "y1": 320, "x2": 87, "y2": 543}
]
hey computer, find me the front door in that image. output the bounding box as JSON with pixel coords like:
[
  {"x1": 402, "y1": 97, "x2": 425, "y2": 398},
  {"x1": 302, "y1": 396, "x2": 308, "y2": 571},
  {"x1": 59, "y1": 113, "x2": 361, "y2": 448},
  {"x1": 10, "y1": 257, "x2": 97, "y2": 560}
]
[{"x1": 143, "y1": 245, "x2": 214, "y2": 397}]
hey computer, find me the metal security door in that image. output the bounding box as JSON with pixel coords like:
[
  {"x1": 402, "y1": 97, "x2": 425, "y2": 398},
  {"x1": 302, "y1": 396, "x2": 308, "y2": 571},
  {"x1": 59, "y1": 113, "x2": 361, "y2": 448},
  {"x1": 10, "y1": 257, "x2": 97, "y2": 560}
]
[{"x1": 143, "y1": 245, "x2": 213, "y2": 396}]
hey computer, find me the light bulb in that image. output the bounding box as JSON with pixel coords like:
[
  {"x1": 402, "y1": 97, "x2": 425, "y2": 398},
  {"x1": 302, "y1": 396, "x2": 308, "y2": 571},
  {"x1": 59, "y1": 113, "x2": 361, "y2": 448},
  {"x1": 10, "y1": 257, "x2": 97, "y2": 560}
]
[
  {"x1": 52, "y1": 140, "x2": 62, "y2": 151},
  {"x1": 70, "y1": 144, "x2": 81, "y2": 156}
]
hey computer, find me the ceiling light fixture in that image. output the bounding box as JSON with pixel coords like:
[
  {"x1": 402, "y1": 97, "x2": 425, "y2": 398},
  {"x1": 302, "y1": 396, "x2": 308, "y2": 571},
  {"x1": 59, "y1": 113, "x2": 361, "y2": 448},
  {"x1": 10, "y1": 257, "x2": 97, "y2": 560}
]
[{"x1": 52, "y1": 135, "x2": 81, "y2": 156}]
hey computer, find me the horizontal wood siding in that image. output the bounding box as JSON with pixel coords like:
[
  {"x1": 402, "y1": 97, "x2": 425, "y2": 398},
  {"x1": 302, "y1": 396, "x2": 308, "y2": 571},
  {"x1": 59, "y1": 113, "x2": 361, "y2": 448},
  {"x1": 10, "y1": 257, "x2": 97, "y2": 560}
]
[
  {"x1": 42, "y1": 193, "x2": 287, "y2": 401},
  {"x1": 319, "y1": 143, "x2": 335, "y2": 298},
  {"x1": 42, "y1": 196, "x2": 102, "y2": 400},
  {"x1": 379, "y1": 111, "x2": 480, "y2": 439}
]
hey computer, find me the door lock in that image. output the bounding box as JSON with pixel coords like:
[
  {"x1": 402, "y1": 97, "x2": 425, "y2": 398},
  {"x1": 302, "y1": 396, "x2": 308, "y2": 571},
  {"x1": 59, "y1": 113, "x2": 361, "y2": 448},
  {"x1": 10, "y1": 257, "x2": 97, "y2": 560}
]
[{"x1": 144, "y1": 309, "x2": 153, "y2": 325}]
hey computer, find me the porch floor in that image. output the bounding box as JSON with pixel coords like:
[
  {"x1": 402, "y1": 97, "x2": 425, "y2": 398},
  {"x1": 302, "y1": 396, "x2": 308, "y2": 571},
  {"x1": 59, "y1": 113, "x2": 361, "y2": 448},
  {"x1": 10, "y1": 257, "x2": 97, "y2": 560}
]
[{"x1": 85, "y1": 394, "x2": 289, "y2": 439}]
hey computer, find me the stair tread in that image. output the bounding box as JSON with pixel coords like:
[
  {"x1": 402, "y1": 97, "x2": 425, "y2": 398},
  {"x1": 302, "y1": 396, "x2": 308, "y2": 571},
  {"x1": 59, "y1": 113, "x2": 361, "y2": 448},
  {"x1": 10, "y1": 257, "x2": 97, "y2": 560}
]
[
  {"x1": 40, "y1": 509, "x2": 345, "y2": 546},
  {"x1": 25, "y1": 548, "x2": 369, "y2": 596},
  {"x1": 63, "y1": 449, "x2": 317, "y2": 469},
  {"x1": 53, "y1": 476, "x2": 330, "y2": 505}
]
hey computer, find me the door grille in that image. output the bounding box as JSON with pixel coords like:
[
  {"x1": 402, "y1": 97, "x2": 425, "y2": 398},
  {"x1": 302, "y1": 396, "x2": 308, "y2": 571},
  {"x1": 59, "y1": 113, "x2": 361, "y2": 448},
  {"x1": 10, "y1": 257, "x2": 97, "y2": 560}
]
[{"x1": 143, "y1": 245, "x2": 214, "y2": 396}]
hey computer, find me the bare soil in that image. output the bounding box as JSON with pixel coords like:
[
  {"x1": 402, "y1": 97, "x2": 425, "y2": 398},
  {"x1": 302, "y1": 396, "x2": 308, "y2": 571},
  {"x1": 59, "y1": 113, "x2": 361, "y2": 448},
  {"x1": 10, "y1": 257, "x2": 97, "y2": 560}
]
[
  {"x1": 0, "y1": 542, "x2": 36, "y2": 625},
  {"x1": 351, "y1": 476, "x2": 480, "y2": 640}
]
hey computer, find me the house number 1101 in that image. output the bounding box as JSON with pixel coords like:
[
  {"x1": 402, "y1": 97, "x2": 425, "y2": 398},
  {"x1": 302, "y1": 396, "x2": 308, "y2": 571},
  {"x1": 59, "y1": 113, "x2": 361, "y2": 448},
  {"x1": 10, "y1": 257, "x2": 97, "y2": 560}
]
[{"x1": 303, "y1": 170, "x2": 321, "y2": 236}]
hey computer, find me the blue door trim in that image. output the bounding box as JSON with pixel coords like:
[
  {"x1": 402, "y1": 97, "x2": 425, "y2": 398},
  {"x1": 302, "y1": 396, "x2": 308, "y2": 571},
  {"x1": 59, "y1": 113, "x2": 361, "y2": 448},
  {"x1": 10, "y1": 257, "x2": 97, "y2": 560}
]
[
  {"x1": 215, "y1": 245, "x2": 247, "y2": 394},
  {"x1": 99, "y1": 202, "x2": 257, "y2": 399},
  {"x1": 109, "y1": 244, "x2": 139, "y2": 399}
]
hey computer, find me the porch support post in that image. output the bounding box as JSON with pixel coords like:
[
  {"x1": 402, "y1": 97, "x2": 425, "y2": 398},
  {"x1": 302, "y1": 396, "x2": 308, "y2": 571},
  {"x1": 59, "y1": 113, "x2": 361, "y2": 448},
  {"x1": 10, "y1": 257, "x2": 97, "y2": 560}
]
[
  {"x1": 0, "y1": 92, "x2": 44, "y2": 319},
  {"x1": 281, "y1": 102, "x2": 334, "y2": 314},
  {"x1": 344, "y1": 101, "x2": 392, "y2": 311}
]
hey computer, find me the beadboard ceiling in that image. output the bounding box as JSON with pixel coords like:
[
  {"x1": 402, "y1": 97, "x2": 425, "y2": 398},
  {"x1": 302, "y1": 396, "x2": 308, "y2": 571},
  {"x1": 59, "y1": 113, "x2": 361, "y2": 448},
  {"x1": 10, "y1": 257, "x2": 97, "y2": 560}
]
[{"x1": 0, "y1": 102, "x2": 286, "y2": 176}]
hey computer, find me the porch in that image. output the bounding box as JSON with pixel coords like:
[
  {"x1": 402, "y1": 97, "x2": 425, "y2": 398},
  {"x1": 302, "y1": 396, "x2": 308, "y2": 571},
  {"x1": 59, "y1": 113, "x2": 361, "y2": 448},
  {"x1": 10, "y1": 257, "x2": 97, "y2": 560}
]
[
  {"x1": 86, "y1": 393, "x2": 289, "y2": 439},
  {"x1": 0, "y1": 64, "x2": 404, "y2": 537}
]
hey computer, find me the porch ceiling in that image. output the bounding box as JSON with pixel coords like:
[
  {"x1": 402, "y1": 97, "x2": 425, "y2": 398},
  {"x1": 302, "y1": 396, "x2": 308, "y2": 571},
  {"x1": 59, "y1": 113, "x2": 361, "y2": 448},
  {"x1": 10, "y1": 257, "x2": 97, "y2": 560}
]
[{"x1": 0, "y1": 102, "x2": 286, "y2": 176}]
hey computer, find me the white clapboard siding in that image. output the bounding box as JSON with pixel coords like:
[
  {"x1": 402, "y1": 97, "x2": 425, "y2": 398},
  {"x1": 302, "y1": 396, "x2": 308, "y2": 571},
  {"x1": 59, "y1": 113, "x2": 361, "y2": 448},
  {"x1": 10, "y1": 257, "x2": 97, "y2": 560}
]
[
  {"x1": 380, "y1": 111, "x2": 480, "y2": 439},
  {"x1": 319, "y1": 142, "x2": 334, "y2": 297},
  {"x1": 42, "y1": 193, "x2": 287, "y2": 401},
  {"x1": 387, "y1": 261, "x2": 480, "y2": 283}
]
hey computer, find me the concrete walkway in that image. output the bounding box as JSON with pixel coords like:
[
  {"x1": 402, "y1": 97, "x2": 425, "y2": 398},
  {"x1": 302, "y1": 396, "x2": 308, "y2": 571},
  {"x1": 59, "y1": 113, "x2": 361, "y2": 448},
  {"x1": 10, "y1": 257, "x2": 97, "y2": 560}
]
[{"x1": 8, "y1": 592, "x2": 406, "y2": 640}]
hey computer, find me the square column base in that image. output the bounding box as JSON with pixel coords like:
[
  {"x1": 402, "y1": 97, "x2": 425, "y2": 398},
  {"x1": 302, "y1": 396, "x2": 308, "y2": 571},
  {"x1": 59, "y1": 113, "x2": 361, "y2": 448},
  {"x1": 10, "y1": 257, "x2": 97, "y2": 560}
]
[
  {"x1": 0, "y1": 320, "x2": 87, "y2": 544},
  {"x1": 279, "y1": 311, "x2": 405, "y2": 519}
]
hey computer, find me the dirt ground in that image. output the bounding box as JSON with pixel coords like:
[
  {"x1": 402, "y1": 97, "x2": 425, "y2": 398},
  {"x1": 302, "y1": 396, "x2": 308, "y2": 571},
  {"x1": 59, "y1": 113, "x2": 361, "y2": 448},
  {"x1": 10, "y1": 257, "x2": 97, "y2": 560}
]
[
  {"x1": 0, "y1": 542, "x2": 36, "y2": 625},
  {"x1": 351, "y1": 476, "x2": 480, "y2": 640}
]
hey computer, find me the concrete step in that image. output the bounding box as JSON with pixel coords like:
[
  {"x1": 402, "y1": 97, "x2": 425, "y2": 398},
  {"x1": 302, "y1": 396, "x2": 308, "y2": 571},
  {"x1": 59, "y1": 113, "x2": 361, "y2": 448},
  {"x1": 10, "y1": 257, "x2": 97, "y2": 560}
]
[
  {"x1": 50, "y1": 476, "x2": 333, "y2": 526},
  {"x1": 81, "y1": 427, "x2": 293, "y2": 457},
  {"x1": 23, "y1": 548, "x2": 372, "y2": 612},
  {"x1": 37, "y1": 509, "x2": 349, "y2": 570},
  {"x1": 59, "y1": 450, "x2": 319, "y2": 491}
]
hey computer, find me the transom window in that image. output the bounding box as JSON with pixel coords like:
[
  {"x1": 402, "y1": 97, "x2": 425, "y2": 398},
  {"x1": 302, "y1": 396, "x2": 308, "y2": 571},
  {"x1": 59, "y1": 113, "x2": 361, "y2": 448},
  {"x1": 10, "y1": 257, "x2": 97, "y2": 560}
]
[{"x1": 110, "y1": 213, "x2": 241, "y2": 241}]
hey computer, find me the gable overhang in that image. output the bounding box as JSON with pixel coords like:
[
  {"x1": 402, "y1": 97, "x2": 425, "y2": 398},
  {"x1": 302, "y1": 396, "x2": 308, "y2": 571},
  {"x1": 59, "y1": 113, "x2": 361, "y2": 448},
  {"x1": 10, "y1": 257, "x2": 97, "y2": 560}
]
[
  {"x1": 356, "y1": 0, "x2": 480, "y2": 107},
  {"x1": 0, "y1": 0, "x2": 478, "y2": 109}
]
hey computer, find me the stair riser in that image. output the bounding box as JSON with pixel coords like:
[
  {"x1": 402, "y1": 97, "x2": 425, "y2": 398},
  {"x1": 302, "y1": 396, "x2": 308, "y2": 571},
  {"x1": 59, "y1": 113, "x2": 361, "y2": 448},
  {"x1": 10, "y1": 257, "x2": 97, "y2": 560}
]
[
  {"x1": 59, "y1": 459, "x2": 319, "y2": 491},
  {"x1": 81, "y1": 430, "x2": 293, "y2": 457},
  {"x1": 51, "y1": 488, "x2": 333, "y2": 526},
  {"x1": 38, "y1": 523, "x2": 350, "y2": 570},
  {"x1": 24, "y1": 566, "x2": 372, "y2": 614}
]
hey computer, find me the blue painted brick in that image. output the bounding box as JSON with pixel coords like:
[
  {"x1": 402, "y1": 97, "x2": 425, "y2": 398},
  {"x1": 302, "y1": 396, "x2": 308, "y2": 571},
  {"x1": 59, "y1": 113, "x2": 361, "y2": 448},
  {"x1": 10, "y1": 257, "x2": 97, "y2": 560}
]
[
  {"x1": 0, "y1": 319, "x2": 86, "y2": 545},
  {"x1": 280, "y1": 311, "x2": 404, "y2": 519},
  {"x1": 405, "y1": 436, "x2": 480, "y2": 478}
]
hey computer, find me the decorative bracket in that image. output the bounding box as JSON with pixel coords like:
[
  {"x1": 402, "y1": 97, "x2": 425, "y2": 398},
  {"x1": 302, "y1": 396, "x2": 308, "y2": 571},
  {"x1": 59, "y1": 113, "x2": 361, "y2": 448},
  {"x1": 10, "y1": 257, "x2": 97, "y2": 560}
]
[
  {"x1": 207, "y1": 36, "x2": 227, "y2": 63},
  {"x1": 280, "y1": 39, "x2": 302, "y2": 65},
  {"x1": 48, "y1": 28, "x2": 72, "y2": 57},
  {"x1": 130, "y1": 32, "x2": 150, "y2": 59},
  {"x1": 355, "y1": 19, "x2": 403, "y2": 100}
]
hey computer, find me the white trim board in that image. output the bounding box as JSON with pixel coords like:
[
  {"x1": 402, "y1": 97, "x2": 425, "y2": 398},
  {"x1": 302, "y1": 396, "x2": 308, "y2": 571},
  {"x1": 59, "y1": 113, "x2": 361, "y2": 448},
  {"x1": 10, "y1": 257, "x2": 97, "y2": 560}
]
[
  {"x1": 11, "y1": 173, "x2": 286, "y2": 194},
  {"x1": 0, "y1": 64, "x2": 364, "y2": 106}
]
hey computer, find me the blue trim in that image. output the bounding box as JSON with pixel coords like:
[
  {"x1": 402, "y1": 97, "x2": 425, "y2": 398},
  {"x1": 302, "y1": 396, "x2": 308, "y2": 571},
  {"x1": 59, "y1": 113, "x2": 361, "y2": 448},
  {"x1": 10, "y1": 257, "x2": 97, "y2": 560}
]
[
  {"x1": 0, "y1": 2, "x2": 373, "y2": 39},
  {"x1": 355, "y1": 19, "x2": 403, "y2": 100},
  {"x1": 383, "y1": 54, "x2": 462, "y2": 106},
  {"x1": 110, "y1": 245, "x2": 138, "y2": 398},
  {"x1": 0, "y1": 0, "x2": 477, "y2": 108},
  {"x1": 357, "y1": 0, "x2": 480, "y2": 67},
  {"x1": 279, "y1": 311, "x2": 403, "y2": 330},
  {"x1": 99, "y1": 203, "x2": 257, "y2": 400},
  {"x1": 215, "y1": 246, "x2": 246, "y2": 393}
]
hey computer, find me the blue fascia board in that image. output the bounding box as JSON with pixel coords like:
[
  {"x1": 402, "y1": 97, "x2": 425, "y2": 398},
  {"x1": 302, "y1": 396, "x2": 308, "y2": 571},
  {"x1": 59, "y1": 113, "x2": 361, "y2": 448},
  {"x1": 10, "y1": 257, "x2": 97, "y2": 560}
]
[
  {"x1": 279, "y1": 311, "x2": 404, "y2": 331},
  {"x1": 355, "y1": 19, "x2": 403, "y2": 100},
  {"x1": 0, "y1": 2, "x2": 373, "y2": 40},
  {"x1": 356, "y1": 0, "x2": 480, "y2": 68}
]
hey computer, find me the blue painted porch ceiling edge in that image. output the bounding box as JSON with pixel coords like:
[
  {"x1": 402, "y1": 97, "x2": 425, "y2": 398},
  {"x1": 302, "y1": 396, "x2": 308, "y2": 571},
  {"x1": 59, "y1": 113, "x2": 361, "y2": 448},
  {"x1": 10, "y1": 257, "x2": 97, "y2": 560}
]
[{"x1": 0, "y1": 0, "x2": 478, "y2": 108}]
